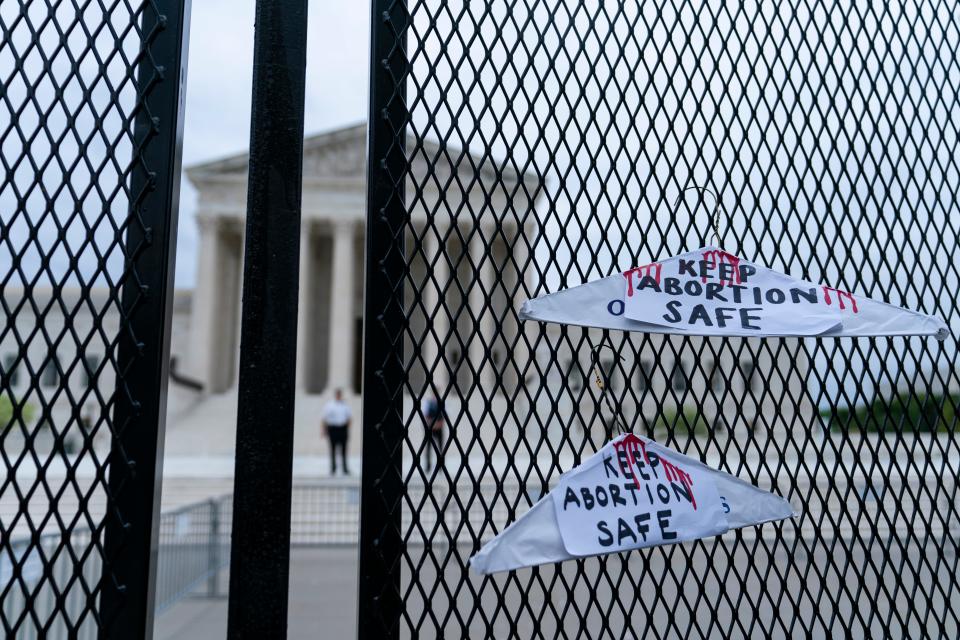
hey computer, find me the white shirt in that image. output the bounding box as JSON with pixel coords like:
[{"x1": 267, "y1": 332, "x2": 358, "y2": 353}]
[{"x1": 322, "y1": 399, "x2": 352, "y2": 427}]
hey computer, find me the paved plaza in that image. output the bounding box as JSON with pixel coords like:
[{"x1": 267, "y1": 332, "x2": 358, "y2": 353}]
[
  {"x1": 156, "y1": 536, "x2": 958, "y2": 639},
  {"x1": 155, "y1": 547, "x2": 359, "y2": 640},
  {"x1": 6, "y1": 437, "x2": 957, "y2": 638}
]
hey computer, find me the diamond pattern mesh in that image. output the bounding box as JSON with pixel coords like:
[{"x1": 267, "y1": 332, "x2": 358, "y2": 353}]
[
  {"x1": 0, "y1": 2, "x2": 177, "y2": 637},
  {"x1": 363, "y1": 0, "x2": 960, "y2": 637}
]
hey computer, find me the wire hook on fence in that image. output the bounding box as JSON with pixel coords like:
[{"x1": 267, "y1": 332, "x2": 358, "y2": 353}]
[
  {"x1": 671, "y1": 186, "x2": 724, "y2": 248},
  {"x1": 589, "y1": 340, "x2": 631, "y2": 437}
]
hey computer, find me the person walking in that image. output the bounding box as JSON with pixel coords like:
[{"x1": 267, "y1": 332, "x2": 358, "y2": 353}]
[
  {"x1": 322, "y1": 388, "x2": 351, "y2": 475},
  {"x1": 422, "y1": 394, "x2": 445, "y2": 472}
]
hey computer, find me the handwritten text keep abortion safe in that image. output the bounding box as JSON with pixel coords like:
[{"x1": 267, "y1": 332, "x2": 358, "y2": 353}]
[
  {"x1": 621, "y1": 249, "x2": 857, "y2": 332},
  {"x1": 555, "y1": 436, "x2": 728, "y2": 554}
]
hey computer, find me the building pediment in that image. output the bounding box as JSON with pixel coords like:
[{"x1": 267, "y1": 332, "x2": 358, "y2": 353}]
[
  {"x1": 186, "y1": 122, "x2": 542, "y2": 196},
  {"x1": 186, "y1": 123, "x2": 369, "y2": 183}
]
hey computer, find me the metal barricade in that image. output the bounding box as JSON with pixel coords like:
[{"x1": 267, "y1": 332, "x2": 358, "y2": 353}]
[{"x1": 359, "y1": 1, "x2": 960, "y2": 638}]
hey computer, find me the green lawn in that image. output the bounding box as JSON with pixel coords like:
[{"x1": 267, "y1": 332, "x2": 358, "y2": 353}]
[{"x1": 0, "y1": 393, "x2": 36, "y2": 431}]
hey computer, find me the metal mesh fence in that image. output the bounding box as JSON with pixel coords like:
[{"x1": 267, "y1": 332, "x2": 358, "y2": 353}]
[
  {"x1": 3, "y1": 495, "x2": 231, "y2": 638},
  {"x1": 362, "y1": 0, "x2": 960, "y2": 638},
  {"x1": 2, "y1": 530, "x2": 99, "y2": 640},
  {"x1": 0, "y1": 1, "x2": 187, "y2": 637}
]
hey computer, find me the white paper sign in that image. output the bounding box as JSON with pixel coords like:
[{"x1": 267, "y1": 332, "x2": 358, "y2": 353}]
[
  {"x1": 469, "y1": 433, "x2": 797, "y2": 575},
  {"x1": 519, "y1": 245, "x2": 948, "y2": 339},
  {"x1": 622, "y1": 247, "x2": 843, "y2": 336},
  {"x1": 552, "y1": 434, "x2": 728, "y2": 555}
]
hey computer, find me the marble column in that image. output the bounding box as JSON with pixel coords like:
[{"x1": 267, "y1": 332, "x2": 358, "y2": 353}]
[
  {"x1": 188, "y1": 215, "x2": 221, "y2": 392},
  {"x1": 296, "y1": 222, "x2": 314, "y2": 390},
  {"x1": 326, "y1": 220, "x2": 356, "y2": 392},
  {"x1": 423, "y1": 225, "x2": 450, "y2": 393},
  {"x1": 468, "y1": 229, "x2": 495, "y2": 388}
]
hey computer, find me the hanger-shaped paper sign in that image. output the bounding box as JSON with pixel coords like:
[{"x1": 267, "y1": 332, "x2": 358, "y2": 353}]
[
  {"x1": 520, "y1": 246, "x2": 948, "y2": 339},
  {"x1": 470, "y1": 433, "x2": 796, "y2": 575}
]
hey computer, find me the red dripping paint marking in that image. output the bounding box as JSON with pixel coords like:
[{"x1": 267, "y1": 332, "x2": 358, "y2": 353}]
[
  {"x1": 822, "y1": 285, "x2": 859, "y2": 313},
  {"x1": 613, "y1": 434, "x2": 646, "y2": 489},
  {"x1": 660, "y1": 457, "x2": 697, "y2": 509},
  {"x1": 612, "y1": 434, "x2": 697, "y2": 510},
  {"x1": 623, "y1": 263, "x2": 661, "y2": 297},
  {"x1": 701, "y1": 249, "x2": 742, "y2": 286}
]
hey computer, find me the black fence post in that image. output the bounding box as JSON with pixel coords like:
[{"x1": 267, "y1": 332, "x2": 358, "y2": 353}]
[
  {"x1": 357, "y1": 1, "x2": 409, "y2": 638},
  {"x1": 98, "y1": 1, "x2": 191, "y2": 637},
  {"x1": 226, "y1": 0, "x2": 308, "y2": 637}
]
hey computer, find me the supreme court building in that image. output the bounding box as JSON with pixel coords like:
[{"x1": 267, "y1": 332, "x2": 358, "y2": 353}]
[
  {"x1": 175, "y1": 122, "x2": 815, "y2": 458},
  {"x1": 183, "y1": 122, "x2": 540, "y2": 398},
  {"x1": 1, "y1": 123, "x2": 815, "y2": 461}
]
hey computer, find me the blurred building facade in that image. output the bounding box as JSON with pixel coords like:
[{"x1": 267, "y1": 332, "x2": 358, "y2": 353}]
[
  {"x1": 1, "y1": 123, "x2": 819, "y2": 459},
  {"x1": 184, "y1": 122, "x2": 539, "y2": 397}
]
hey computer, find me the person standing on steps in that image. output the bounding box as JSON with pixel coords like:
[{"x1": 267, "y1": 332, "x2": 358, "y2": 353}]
[
  {"x1": 322, "y1": 388, "x2": 351, "y2": 475},
  {"x1": 422, "y1": 393, "x2": 445, "y2": 473}
]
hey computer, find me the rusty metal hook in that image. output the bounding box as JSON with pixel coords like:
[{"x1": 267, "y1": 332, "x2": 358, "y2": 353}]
[{"x1": 589, "y1": 341, "x2": 631, "y2": 436}]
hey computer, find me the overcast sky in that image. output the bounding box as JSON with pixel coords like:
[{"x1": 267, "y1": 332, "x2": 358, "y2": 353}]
[{"x1": 174, "y1": 1, "x2": 370, "y2": 287}]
